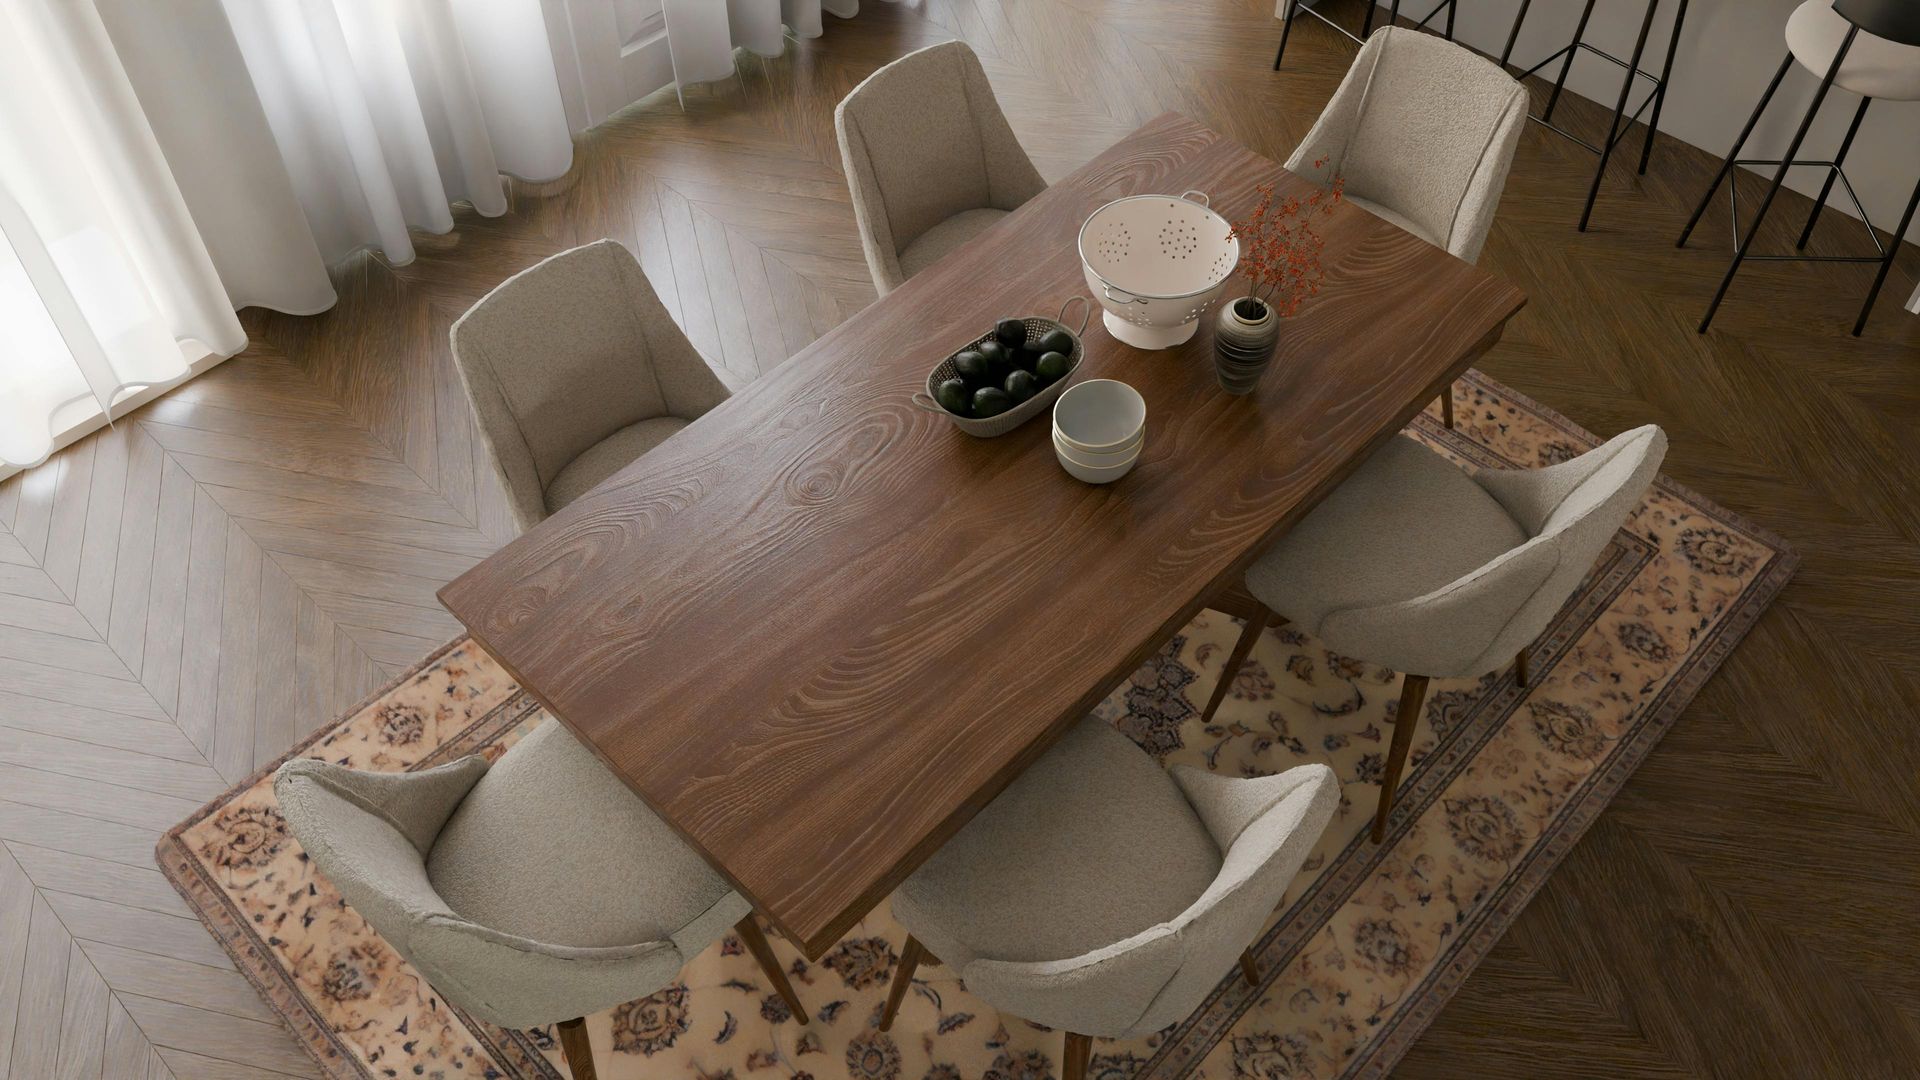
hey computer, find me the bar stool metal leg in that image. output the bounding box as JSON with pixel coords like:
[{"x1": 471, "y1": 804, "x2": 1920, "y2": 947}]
[
  {"x1": 1698, "y1": 24, "x2": 1861, "y2": 333},
  {"x1": 1444, "y1": 0, "x2": 1456, "y2": 41},
  {"x1": 1639, "y1": 0, "x2": 1690, "y2": 175},
  {"x1": 1368, "y1": 1, "x2": 1403, "y2": 37},
  {"x1": 1362, "y1": 0, "x2": 1403, "y2": 41},
  {"x1": 1578, "y1": 0, "x2": 1661, "y2": 231},
  {"x1": 1853, "y1": 174, "x2": 1920, "y2": 336},
  {"x1": 1544, "y1": 0, "x2": 1600, "y2": 123},
  {"x1": 1499, "y1": 0, "x2": 1534, "y2": 68},
  {"x1": 1798, "y1": 97, "x2": 1872, "y2": 250},
  {"x1": 1677, "y1": 52, "x2": 1794, "y2": 247},
  {"x1": 1273, "y1": 0, "x2": 1301, "y2": 71},
  {"x1": 1275, "y1": 0, "x2": 1408, "y2": 73}
]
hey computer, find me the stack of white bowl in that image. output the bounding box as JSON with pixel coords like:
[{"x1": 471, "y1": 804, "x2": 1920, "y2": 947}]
[{"x1": 1052, "y1": 379, "x2": 1145, "y2": 484}]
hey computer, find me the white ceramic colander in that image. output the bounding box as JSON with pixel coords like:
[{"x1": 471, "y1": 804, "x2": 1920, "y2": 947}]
[{"x1": 1078, "y1": 190, "x2": 1239, "y2": 350}]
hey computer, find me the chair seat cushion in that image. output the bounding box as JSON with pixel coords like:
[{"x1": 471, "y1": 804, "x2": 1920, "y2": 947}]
[
  {"x1": 544, "y1": 416, "x2": 690, "y2": 513},
  {"x1": 1346, "y1": 194, "x2": 1441, "y2": 247},
  {"x1": 899, "y1": 207, "x2": 1010, "y2": 279},
  {"x1": 426, "y1": 720, "x2": 735, "y2": 949},
  {"x1": 1788, "y1": 0, "x2": 1920, "y2": 101},
  {"x1": 1246, "y1": 434, "x2": 1527, "y2": 631},
  {"x1": 892, "y1": 717, "x2": 1220, "y2": 965}
]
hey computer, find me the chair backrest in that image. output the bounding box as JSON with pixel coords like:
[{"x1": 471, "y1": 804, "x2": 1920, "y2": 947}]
[
  {"x1": 273, "y1": 754, "x2": 687, "y2": 1029},
  {"x1": 1322, "y1": 426, "x2": 1667, "y2": 678},
  {"x1": 834, "y1": 40, "x2": 1046, "y2": 294},
  {"x1": 1470, "y1": 424, "x2": 1667, "y2": 655},
  {"x1": 1285, "y1": 27, "x2": 1528, "y2": 263},
  {"x1": 957, "y1": 764, "x2": 1341, "y2": 1038},
  {"x1": 450, "y1": 239, "x2": 725, "y2": 531}
]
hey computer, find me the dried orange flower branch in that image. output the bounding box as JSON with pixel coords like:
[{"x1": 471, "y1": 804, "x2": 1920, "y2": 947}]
[{"x1": 1226, "y1": 159, "x2": 1344, "y2": 318}]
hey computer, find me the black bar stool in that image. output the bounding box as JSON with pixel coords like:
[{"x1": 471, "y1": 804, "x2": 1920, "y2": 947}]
[
  {"x1": 1273, "y1": 0, "x2": 1460, "y2": 70},
  {"x1": 1499, "y1": 0, "x2": 1691, "y2": 231},
  {"x1": 1677, "y1": 0, "x2": 1920, "y2": 336}
]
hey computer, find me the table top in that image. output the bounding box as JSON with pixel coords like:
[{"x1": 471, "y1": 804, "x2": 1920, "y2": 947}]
[{"x1": 437, "y1": 113, "x2": 1527, "y2": 959}]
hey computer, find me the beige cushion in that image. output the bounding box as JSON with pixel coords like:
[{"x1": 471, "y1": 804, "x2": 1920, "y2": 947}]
[
  {"x1": 543, "y1": 416, "x2": 690, "y2": 514},
  {"x1": 1346, "y1": 194, "x2": 1440, "y2": 246},
  {"x1": 1247, "y1": 435, "x2": 1527, "y2": 631},
  {"x1": 835, "y1": 41, "x2": 1047, "y2": 295},
  {"x1": 893, "y1": 717, "x2": 1220, "y2": 966},
  {"x1": 1788, "y1": 0, "x2": 1920, "y2": 100},
  {"x1": 1286, "y1": 28, "x2": 1528, "y2": 264},
  {"x1": 427, "y1": 719, "x2": 742, "y2": 950},
  {"x1": 899, "y1": 207, "x2": 1011, "y2": 279}
]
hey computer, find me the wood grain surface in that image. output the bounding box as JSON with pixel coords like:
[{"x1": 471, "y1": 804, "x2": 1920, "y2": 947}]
[{"x1": 437, "y1": 112, "x2": 1526, "y2": 958}]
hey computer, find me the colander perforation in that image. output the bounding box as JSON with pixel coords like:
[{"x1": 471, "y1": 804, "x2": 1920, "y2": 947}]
[{"x1": 1077, "y1": 191, "x2": 1239, "y2": 349}]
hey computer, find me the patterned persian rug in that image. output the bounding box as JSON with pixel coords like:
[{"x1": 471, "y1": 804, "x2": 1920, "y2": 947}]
[{"x1": 159, "y1": 371, "x2": 1794, "y2": 1080}]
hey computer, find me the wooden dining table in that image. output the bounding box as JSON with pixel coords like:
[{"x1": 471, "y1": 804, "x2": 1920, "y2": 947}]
[{"x1": 437, "y1": 112, "x2": 1527, "y2": 960}]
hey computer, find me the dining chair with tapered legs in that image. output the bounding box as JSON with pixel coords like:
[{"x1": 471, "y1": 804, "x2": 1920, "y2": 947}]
[
  {"x1": 274, "y1": 720, "x2": 809, "y2": 1080},
  {"x1": 834, "y1": 40, "x2": 1047, "y2": 298},
  {"x1": 876, "y1": 717, "x2": 1341, "y2": 1080},
  {"x1": 451, "y1": 238, "x2": 735, "y2": 533},
  {"x1": 1201, "y1": 425, "x2": 1667, "y2": 843},
  {"x1": 1286, "y1": 27, "x2": 1529, "y2": 427}
]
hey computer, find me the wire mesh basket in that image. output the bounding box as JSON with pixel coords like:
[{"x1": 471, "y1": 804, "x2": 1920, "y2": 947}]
[{"x1": 912, "y1": 297, "x2": 1091, "y2": 437}]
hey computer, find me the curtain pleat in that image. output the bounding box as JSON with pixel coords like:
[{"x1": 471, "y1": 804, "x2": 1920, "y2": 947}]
[
  {"x1": 664, "y1": 0, "x2": 892, "y2": 88},
  {"x1": 0, "y1": 0, "x2": 243, "y2": 467}
]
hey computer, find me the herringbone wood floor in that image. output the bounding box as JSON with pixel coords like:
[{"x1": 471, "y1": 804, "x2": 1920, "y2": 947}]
[{"x1": 2, "y1": 1, "x2": 1916, "y2": 1076}]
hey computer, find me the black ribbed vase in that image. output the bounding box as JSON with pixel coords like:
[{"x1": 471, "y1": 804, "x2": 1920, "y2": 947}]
[{"x1": 1212, "y1": 297, "x2": 1280, "y2": 395}]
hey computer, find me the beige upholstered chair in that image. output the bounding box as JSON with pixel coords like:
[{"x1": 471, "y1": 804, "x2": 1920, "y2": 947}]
[
  {"x1": 274, "y1": 720, "x2": 808, "y2": 1080},
  {"x1": 834, "y1": 41, "x2": 1047, "y2": 297},
  {"x1": 1286, "y1": 26, "x2": 1528, "y2": 427},
  {"x1": 1202, "y1": 426, "x2": 1667, "y2": 843},
  {"x1": 450, "y1": 239, "x2": 732, "y2": 532},
  {"x1": 876, "y1": 717, "x2": 1340, "y2": 1080}
]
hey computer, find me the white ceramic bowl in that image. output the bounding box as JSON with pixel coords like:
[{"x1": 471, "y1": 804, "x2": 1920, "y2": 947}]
[
  {"x1": 1053, "y1": 379, "x2": 1146, "y2": 454},
  {"x1": 1053, "y1": 428, "x2": 1142, "y2": 467},
  {"x1": 1055, "y1": 436, "x2": 1140, "y2": 484}
]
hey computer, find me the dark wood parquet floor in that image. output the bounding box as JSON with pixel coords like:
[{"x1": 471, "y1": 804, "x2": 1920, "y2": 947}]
[{"x1": 0, "y1": 1, "x2": 1915, "y2": 1076}]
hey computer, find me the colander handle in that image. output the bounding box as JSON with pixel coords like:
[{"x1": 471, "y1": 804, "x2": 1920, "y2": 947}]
[
  {"x1": 911, "y1": 391, "x2": 946, "y2": 414},
  {"x1": 1056, "y1": 295, "x2": 1091, "y2": 335},
  {"x1": 1100, "y1": 281, "x2": 1145, "y2": 306},
  {"x1": 1180, "y1": 190, "x2": 1210, "y2": 208}
]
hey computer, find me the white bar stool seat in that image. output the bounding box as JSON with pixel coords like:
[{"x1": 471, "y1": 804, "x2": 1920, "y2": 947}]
[{"x1": 1787, "y1": 0, "x2": 1920, "y2": 100}]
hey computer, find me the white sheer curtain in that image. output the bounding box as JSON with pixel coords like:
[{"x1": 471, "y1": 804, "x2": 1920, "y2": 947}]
[
  {"x1": 0, "y1": 0, "x2": 248, "y2": 467},
  {"x1": 221, "y1": 0, "x2": 573, "y2": 272},
  {"x1": 662, "y1": 0, "x2": 873, "y2": 89},
  {"x1": 0, "y1": 0, "x2": 574, "y2": 470}
]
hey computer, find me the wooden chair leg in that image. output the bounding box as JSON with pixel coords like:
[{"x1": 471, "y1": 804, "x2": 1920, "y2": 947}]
[
  {"x1": 1440, "y1": 385, "x2": 1455, "y2": 429},
  {"x1": 555, "y1": 1017, "x2": 597, "y2": 1080},
  {"x1": 1372, "y1": 674, "x2": 1430, "y2": 844},
  {"x1": 1198, "y1": 605, "x2": 1270, "y2": 726},
  {"x1": 879, "y1": 934, "x2": 925, "y2": 1032},
  {"x1": 1063, "y1": 1031, "x2": 1093, "y2": 1080},
  {"x1": 1514, "y1": 646, "x2": 1531, "y2": 688},
  {"x1": 1239, "y1": 948, "x2": 1260, "y2": 987},
  {"x1": 735, "y1": 916, "x2": 809, "y2": 1024}
]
